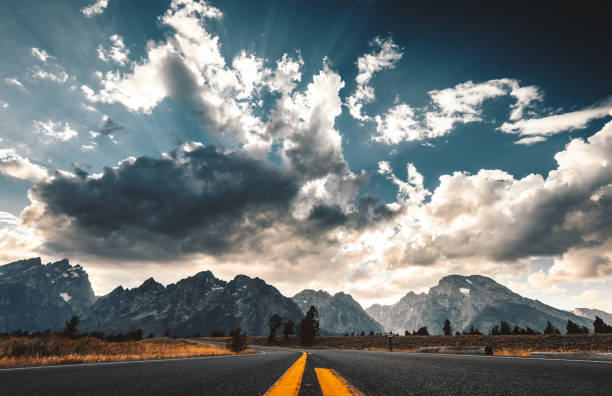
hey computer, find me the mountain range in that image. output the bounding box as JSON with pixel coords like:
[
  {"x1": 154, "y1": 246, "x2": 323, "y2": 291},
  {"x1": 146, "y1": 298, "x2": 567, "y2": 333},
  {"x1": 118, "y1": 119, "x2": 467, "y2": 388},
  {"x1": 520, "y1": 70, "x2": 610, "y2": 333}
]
[
  {"x1": 573, "y1": 308, "x2": 612, "y2": 324},
  {"x1": 1, "y1": 258, "x2": 609, "y2": 336},
  {"x1": 366, "y1": 275, "x2": 593, "y2": 334}
]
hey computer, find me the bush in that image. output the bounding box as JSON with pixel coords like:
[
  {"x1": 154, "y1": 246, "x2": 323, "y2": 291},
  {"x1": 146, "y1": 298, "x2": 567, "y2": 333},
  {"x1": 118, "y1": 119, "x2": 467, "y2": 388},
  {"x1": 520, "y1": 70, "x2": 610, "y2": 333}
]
[
  {"x1": 227, "y1": 328, "x2": 247, "y2": 352},
  {"x1": 211, "y1": 330, "x2": 225, "y2": 337},
  {"x1": 463, "y1": 325, "x2": 482, "y2": 335},
  {"x1": 416, "y1": 326, "x2": 429, "y2": 336}
]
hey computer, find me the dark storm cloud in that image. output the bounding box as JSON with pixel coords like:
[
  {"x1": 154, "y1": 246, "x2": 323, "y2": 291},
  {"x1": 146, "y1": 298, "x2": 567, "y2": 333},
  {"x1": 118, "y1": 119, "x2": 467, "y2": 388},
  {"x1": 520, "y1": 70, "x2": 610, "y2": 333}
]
[
  {"x1": 304, "y1": 196, "x2": 396, "y2": 233},
  {"x1": 24, "y1": 143, "x2": 399, "y2": 261},
  {"x1": 492, "y1": 184, "x2": 612, "y2": 262},
  {"x1": 30, "y1": 145, "x2": 301, "y2": 259},
  {"x1": 283, "y1": 129, "x2": 347, "y2": 180}
]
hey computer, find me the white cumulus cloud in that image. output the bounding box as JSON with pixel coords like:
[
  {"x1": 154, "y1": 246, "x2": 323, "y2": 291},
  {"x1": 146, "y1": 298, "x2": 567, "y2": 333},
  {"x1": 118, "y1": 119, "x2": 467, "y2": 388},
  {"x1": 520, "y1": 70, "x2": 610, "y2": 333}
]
[
  {"x1": 34, "y1": 120, "x2": 78, "y2": 141},
  {"x1": 81, "y1": 0, "x2": 109, "y2": 17},
  {"x1": 97, "y1": 34, "x2": 130, "y2": 65},
  {"x1": 346, "y1": 36, "x2": 403, "y2": 121}
]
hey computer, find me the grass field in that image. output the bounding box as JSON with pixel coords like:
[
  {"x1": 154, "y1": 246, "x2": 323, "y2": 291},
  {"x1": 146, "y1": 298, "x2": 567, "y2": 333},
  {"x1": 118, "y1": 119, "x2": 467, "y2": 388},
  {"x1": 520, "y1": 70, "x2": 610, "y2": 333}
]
[
  {"x1": 0, "y1": 336, "x2": 252, "y2": 368},
  {"x1": 237, "y1": 334, "x2": 612, "y2": 356}
]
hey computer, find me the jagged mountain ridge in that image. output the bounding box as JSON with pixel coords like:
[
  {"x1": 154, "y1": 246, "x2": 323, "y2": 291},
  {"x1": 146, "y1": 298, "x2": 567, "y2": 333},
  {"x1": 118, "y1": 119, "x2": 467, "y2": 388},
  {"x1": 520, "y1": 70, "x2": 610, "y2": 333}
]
[
  {"x1": 366, "y1": 274, "x2": 593, "y2": 334},
  {"x1": 573, "y1": 308, "x2": 612, "y2": 324},
  {"x1": 2, "y1": 258, "x2": 604, "y2": 337},
  {"x1": 80, "y1": 272, "x2": 304, "y2": 337},
  {"x1": 0, "y1": 258, "x2": 96, "y2": 332},
  {"x1": 292, "y1": 289, "x2": 384, "y2": 335}
]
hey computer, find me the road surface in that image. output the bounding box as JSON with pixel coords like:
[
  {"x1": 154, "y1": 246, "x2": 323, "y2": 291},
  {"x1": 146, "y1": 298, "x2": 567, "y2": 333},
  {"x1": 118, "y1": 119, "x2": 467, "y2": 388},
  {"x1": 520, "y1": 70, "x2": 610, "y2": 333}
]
[{"x1": 1, "y1": 346, "x2": 611, "y2": 395}]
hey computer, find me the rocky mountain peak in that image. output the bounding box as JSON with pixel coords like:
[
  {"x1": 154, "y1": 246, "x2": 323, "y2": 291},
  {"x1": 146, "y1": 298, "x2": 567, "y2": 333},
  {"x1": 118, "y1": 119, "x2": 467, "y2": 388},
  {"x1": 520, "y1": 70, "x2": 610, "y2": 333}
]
[
  {"x1": 293, "y1": 289, "x2": 383, "y2": 335},
  {"x1": 137, "y1": 277, "x2": 165, "y2": 293},
  {"x1": 0, "y1": 257, "x2": 96, "y2": 332},
  {"x1": 367, "y1": 274, "x2": 592, "y2": 334}
]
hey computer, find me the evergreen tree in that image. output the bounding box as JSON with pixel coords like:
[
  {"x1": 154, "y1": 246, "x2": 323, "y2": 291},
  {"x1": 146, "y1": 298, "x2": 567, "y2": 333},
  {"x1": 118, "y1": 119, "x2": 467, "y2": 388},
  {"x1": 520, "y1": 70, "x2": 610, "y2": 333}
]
[
  {"x1": 267, "y1": 314, "x2": 283, "y2": 342},
  {"x1": 227, "y1": 327, "x2": 247, "y2": 352},
  {"x1": 443, "y1": 319, "x2": 452, "y2": 336},
  {"x1": 544, "y1": 321, "x2": 560, "y2": 335},
  {"x1": 62, "y1": 316, "x2": 80, "y2": 339},
  {"x1": 500, "y1": 321, "x2": 512, "y2": 335},
  {"x1": 283, "y1": 320, "x2": 295, "y2": 340},
  {"x1": 297, "y1": 306, "x2": 319, "y2": 345},
  {"x1": 566, "y1": 319, "x2": 581, "y2": 334},
  {"x1": 594, "y1": 316, "x2": 612, "y2": 334}
]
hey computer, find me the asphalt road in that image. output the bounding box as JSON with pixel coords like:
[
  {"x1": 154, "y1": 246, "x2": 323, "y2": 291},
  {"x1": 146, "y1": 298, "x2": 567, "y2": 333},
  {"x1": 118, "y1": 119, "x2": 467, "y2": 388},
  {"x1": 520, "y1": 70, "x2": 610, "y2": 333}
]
[{"x1": 1, "y1": 346, "x2": 611, "y2": 395}]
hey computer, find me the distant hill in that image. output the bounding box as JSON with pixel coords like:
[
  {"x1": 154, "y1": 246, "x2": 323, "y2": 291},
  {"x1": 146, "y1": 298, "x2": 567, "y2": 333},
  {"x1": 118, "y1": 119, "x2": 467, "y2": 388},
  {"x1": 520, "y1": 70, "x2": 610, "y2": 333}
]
[
  {"x1": 293, "y1": 289, "x2": 383, "y2": 335},
  {"x1": 366, "y1": 275, "x2": 593, "y2": 334},
  {"x1": 573, "y1": 308, "x2": 612, "y2": 324}
]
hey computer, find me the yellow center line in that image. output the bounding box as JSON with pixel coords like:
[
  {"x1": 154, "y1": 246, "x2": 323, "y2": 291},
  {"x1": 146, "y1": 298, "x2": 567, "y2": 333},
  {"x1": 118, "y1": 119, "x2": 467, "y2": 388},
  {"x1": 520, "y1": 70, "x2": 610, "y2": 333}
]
[
  {"x1": 264, "y1": 352, "x2": 307, "y2": 396},
  {"x1": 315, "y1": 368, "x2": 365, "y2": 396}
]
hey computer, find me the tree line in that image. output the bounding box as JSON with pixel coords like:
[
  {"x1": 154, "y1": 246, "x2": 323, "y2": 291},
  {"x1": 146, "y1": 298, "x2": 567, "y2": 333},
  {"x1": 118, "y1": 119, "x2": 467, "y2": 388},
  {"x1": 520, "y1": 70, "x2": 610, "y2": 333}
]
[
  {"x1": 263, "y1": 306, "x2": 320, "y2": 345},
  {"x1": 399, "y1": 316, "x2": 612, "y2": 336}
]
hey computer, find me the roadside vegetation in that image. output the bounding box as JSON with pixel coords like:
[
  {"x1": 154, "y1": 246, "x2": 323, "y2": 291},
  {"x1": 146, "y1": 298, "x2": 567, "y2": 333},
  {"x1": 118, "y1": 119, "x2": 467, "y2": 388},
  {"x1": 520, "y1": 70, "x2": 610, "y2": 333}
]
[
  {"x1": 0, "y1": 317, "x2": 251, "y2": 368},
  {"x1": 237, "y1": 314, "x2": 612, "y2": 357}
]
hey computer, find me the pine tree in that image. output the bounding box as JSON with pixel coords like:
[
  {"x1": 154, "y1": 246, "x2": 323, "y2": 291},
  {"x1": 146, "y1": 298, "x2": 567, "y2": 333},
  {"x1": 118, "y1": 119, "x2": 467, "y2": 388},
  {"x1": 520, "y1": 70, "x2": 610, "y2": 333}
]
[
  {"x1": 566, "y1": 319, "x2": 581, "y2": 334},
  {"x1": 62, "y1": 316, "x2": 80, "y2": 339},
  {"x1": 267, "y1": 314, "x2": 283, "y2": 342},
  {"x1": 227, "y1": 327, "x2": 247, "y2": 352},
  {"x1": 283, "y1": 320, "x2": 295, "y2": 340},
  {"x1": 297, "y1": 306, "x2": 319, "y2": 345},
  {"x1": 544, "y1": 320, "x2": 560, "y2": 335},
  {"x1": 443, "y1": 319, "x2": 452, "y2": 336},
  {"x1": 594, "y1": 316, "x2": 612, "y2": 334},
  {"x1": 500, "y1": 321, "x2": 511, "y2": 335}
]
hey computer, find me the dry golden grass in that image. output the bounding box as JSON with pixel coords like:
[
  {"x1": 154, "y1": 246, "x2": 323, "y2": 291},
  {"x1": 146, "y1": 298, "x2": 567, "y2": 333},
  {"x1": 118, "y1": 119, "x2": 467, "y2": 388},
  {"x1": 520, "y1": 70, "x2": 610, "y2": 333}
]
[
  {"x1": 0, "y1": 336, "x2": 252, "y2": 368},
  {"x1": 493, "y1": 348, "x2": 532, "y2": 357}
]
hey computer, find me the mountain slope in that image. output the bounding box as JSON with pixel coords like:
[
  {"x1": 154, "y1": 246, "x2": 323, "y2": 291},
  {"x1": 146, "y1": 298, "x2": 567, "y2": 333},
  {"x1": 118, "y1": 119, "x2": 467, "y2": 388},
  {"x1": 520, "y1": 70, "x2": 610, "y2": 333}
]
[
  {"x1": 366, "y1": 275, "x2": 592, "y2": 334},
  {"x1": 81, "y1": 272, "x2": 304, "y2": 336},
  {"x1": 0, "y1": 258, "x2": 96, "y2": 332},
  {"x1": 293, "y1": 289, "x2": 383, "y2": 335},
  {"x1": 573, "y1": 308, "x2": 612, "y2": 324}
]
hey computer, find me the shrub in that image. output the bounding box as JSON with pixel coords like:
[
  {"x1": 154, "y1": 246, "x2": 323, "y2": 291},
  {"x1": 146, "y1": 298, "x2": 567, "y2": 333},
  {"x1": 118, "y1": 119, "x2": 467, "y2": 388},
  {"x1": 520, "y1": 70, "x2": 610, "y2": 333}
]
[{"x1": 416, "y1": 326, "x2": 429, "y2": 336}]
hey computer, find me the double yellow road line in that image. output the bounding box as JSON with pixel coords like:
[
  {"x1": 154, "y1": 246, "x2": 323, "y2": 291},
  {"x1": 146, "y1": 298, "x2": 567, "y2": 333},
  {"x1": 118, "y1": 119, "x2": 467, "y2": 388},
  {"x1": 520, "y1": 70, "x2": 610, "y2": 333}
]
[{"x1": 265, "y1": 352, "x2": 364, "y2": 396}]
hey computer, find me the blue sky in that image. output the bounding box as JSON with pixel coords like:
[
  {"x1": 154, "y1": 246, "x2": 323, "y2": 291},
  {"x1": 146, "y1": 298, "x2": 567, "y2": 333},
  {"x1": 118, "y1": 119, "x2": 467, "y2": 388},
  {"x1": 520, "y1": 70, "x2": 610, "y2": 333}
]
[{"x1": 1, "y1": 0, "x2": 611, "y2": 311}]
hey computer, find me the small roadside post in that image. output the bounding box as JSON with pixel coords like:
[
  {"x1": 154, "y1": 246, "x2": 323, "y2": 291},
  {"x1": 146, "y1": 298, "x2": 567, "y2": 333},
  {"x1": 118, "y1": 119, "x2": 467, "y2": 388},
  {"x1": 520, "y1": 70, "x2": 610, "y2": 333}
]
[{"x1": 385, "y1": 331, "x2": 396, "y2": 351}]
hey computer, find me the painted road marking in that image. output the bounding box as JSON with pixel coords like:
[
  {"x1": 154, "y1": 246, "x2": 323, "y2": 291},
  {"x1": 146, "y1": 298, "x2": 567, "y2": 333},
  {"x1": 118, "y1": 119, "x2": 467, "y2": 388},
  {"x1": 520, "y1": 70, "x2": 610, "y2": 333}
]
[
  {"x1": 315, "y1": 368, "x2": 365, "y2": 396},
  {"x1": 264, "y1": 352, "x2": 306, "y2": 396}
]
